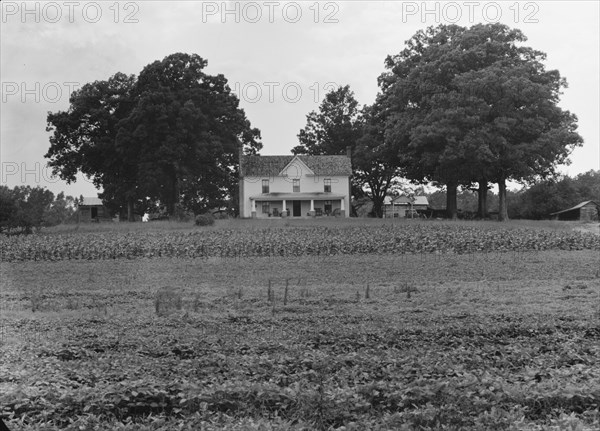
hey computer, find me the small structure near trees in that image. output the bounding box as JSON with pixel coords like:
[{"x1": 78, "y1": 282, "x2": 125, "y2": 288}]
[
  {"x1": 78, "y1": 197, "x2": 111, "y2": 222},
  {"x1": 550, "y1": 201, "x2": 599, "y2": 221},
  {"x1": 383, "y1": 195, "x2": 429, "y2": 218}
]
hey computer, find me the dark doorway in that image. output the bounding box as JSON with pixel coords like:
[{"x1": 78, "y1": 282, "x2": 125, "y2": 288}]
[
  {"x1": 91, "y1": 207, "x2": 98, "y2": 219},
  {"x1": 292, "y1": 201, "x2": 301, "y2": 217}
]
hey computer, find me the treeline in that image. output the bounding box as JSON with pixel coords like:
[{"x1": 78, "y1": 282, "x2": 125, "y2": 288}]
[
  {"x1": 45, "y1": 53, "x2": 261, "y2": 221},
  {"x1": 43, "y1": 25, "x2": 585, "y2": 221},
  {"x1": 0, "y1": 186, "x2": 77, "y2": 234},
  {"x1": 427, "y1": 170, "x2": 600, "y2": 220},
  {"x1": 291, "y1": 24, "x2": 583, "y2": 220}
]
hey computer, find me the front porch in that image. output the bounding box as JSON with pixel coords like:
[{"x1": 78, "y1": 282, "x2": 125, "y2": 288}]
[{"x1": 249, "y1": 193, "x2": 347, "y2": 218}]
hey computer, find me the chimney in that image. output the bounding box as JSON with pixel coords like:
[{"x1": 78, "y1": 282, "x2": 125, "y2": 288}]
[
  {"x1": 238, "y1": 147, "x2": 244, "y2": 178},
  {"x1": 346, "y1": 145, "x2": 352, "y2": 159}
]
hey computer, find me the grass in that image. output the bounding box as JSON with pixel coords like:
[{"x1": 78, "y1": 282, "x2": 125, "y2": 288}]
[
  {"x1": 1, "y1": 249, "x2": 600, "y2": 430},
  {"x1": 42, "y1": 216, "x2": 600, "y2": 235}
]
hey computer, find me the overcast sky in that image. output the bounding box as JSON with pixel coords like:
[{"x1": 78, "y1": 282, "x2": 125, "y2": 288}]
[{"x1": 1, "y1": 1, "x2": 599, "y2": 198}]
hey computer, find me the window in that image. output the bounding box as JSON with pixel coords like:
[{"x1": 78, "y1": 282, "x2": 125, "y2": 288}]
[
  {"x1": 293, "y1": 179, "x2": 300, "y2": 193},
  {"x1": 262, "y1": 179, "x2": 269, "y2": 193},
  {"x1": 324, "y1": 200, "x2": 332, "y2": 214},
  {"x1": 324, "y1": 178, "x2": 331, "y2": 193},
  {"x1": 262, "y1": 202, "x2": 270, "y2": 214}
]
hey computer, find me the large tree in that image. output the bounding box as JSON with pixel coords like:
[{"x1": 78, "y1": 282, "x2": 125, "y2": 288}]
[
  {"x1": 354, "y1": 103, "x2": 404, "y2": 217},
  {"x1": 46, "y1": 72, "x2": 139, "y2": 219},
  {"x1": 0, "y1": 186, "x2": 56, "y2": 234},
  {"x1": 379, "y1": 24, "x2": 582, "y2": 220},
  {"x1": 46, "y1": 53, "x2": 261, "y2": 220},
  {"x1": 293, "y1": 85, "x2": 403, "y2": 217},
  {"x1": 292, "y1": 85, "x2": 363, "y2": 215},
  {"x1": 292, "y1": 85, "x2": 362, "y2": 157}
]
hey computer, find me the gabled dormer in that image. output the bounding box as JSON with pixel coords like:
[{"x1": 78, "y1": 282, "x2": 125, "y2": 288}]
[{"x1": 279, "y1": 155, "x2": 315, "y2": 178}]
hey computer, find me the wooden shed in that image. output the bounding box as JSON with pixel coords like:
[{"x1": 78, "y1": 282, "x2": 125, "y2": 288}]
[
  {"x1": 78, "y1": 197, "x2": 111, "y2": 222},
  {"x1": 550, "y1": 201, "x2": 599, "y2": 221},
  {"x1": 383, "y1": 196, "x2": 429, "y2": 218}
]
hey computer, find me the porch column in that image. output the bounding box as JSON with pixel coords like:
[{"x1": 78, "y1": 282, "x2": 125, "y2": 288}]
[
  {"x1": 282, "y1": 199, "x2": 287, "y2": 217},
  {"x1": 251, "y1": 199, "x2": 256, "y2": 218},
  {"x1": 309, "y1": 199, "x2": 315, "y2": 217},
  {"x1": 340, "y1": 197, "x2": 346, "y2": 217}
]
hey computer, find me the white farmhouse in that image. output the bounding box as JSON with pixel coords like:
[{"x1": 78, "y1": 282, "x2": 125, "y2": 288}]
[{"x1": 239, "y1": 152, "x2": 352, "y2": 218}]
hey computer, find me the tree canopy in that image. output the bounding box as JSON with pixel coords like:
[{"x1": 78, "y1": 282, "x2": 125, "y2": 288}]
[
  {"x1": 513, "y1": 170, "x2": 600, "y2": 219},
  {"x1": 379, "y1": 23, "x2": 583, "y2": 220},
  {"x1": 46, "y1": 53, "x2": 261, "y2": 220},
  {"x1": 292, "y1": 85, "x2": 403, "y2": 217},
  {"x1": 0, "y1": 186, "x2": 75, "y2": 234}
]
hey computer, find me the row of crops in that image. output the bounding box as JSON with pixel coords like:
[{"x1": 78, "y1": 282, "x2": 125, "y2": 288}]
[{"x1": 2, "y1": 224, "x2": 599, "y2": 262}]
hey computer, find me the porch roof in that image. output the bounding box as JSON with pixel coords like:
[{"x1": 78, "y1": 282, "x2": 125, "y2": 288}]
[
  {"x1": 250, "y1": 193, "x2": 345, "y2": 201},
  {"x1": 80, "y1": 197, "x2": 103, "y2": 206}
]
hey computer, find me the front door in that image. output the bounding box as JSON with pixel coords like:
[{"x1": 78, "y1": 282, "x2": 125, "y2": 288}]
[{"x1": 292, "y1": 200, "x2": 301, "y2": 217}]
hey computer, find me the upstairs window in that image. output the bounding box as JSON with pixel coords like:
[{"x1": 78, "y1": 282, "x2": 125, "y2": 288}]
[
  {"x1": 262, "y1": 179, "x2": 269, "y2": 193},
  {"x1": 324, "y1": 178, "x2": 331, "y2": 193},
  {"x1": 293, "y1": 179, "x2": 300, "y2": 193}
]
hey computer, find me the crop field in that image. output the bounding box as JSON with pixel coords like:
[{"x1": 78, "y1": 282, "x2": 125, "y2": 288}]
[{"x1": 1, "y1": 220, "x2": 600, "y2": 430}]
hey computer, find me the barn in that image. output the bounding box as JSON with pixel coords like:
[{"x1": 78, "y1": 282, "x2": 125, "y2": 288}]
[
  {"x1": 550, "y1": 201, "x2": 599, "y2": 221},
  {"x1": 78, "y1": 197, "x2": 112, "y2": 222},
  {"x1": 383, "y1": 195, "x2": 429, "y2": 218}
]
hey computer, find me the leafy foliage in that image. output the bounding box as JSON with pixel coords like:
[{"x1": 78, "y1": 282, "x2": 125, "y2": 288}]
[
  {"x1": 1, "y1": 223, "x2": 598, "y2": 262},
  {"x1": 1, "y1": 251, "x2": 599, "y2": 430},
  {"x1": 0, "y1": 186, "x2": 75, "y2": 234},
  {"x1": 292, "y1": 85, "x2": 361, "y2": 157},
  {"x1": 292, "y1": 86, "x2": 404, "y2": 218},
  {"x1": 194, "y1": 213, "x2": 215, "y2": 227},
  {"x1": 425, "y1": 170, "x2": 600, "y2": 220},
  {"x1": 513, "y1": 170, "x2": 600, "y2": 219},
  {"x1": 45, "y1": 53, "x2": 262, "y2": 219},
  {"x1": 379, "y1": 23, "x2": 583, "y2": 220}
]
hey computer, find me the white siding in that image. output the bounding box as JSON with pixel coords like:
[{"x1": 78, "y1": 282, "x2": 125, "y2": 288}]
[{"x1": 240, "y1": 173, "x2": 350, "y2": 218}]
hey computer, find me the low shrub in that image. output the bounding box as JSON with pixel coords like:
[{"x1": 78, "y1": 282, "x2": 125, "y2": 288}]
[{"x1": 195, "y1": 213, "x2": 215, "y2": 227}]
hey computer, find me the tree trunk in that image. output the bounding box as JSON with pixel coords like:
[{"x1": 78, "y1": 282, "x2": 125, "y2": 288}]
[
  {"x1": 446, "y1": 181, "x2": 458, "y2": 220},
  {"x1": 167, "y1": 170, "x2": 180, "y2": 216},
  {"x1": 498, "y1": 176, "x2": 509, "y2": 222},
  {"x1": 371, "y1": 195, "x2": 384, "y2": 218},
  {"x1": 477, "y1": 180, "x2": 488, "y2": 219},
  {"x1": 127, "y1": 198, "x2": 135, "y2": 222}
]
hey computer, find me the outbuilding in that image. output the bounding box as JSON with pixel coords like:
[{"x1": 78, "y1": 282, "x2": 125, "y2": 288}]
[
  {"x1": 383, "y1": 195, "x2": 429, "y2": 218},
  {"x1": 78, "y1": 197, "x2": 111, "y2": 222},
  {"x1": 550, "y1": 201, "x2": 599, "y2": 221}
]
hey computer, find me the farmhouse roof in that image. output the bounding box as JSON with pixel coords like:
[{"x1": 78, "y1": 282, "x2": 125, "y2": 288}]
[
  {"x1": 549, "y1": 200, "x2": 599, "y2": 216},
  {"x1": 81, "y1": 197, "x2": 103, "y2": 206},
  {"x1": 241, "y1": 155, "x2": 352, "y2": 177}
]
